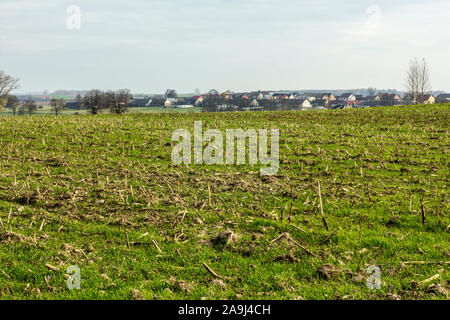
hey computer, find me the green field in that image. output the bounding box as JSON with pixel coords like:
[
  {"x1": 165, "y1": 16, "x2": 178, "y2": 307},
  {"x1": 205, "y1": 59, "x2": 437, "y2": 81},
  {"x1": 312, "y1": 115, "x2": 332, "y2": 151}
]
[
  {"x1": 0, "y1": 106, "x2": 202, "y2": 116},
  {"x1": 0, "y1": 104, "x2": 448, "y2": 300}
]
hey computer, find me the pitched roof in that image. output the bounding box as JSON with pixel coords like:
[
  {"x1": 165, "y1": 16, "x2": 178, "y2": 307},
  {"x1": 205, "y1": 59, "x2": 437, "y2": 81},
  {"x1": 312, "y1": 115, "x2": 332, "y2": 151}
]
[
  {"x1": 436, "y1": 94, "x2": 450, "y2": 99},
  {"x1": 305, "y1": 93, "x2": 326, "y2": 97},
  {"x1": 423, "y1": 94, "x2": 432, "y2": 99}
]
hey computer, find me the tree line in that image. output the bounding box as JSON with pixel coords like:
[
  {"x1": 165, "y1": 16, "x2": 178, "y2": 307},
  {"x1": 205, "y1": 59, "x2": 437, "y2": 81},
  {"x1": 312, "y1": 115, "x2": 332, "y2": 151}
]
[
  {"x1": 77, "y1": 89, "x2": 132, "y2": 115},
  {"x1": 0, "y1": 72, "x2": 133, "y2": 116},
  {"x1": 2, "y1": 95, "x2": 71, "y2": 116},
  {"x1": 3, "y1": 89, "x2": 132, "y2": 116}
]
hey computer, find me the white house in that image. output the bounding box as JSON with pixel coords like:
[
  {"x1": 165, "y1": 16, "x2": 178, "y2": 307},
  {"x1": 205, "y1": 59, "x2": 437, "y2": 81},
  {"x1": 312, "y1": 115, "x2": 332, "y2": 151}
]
[
  {"x1": 422, "y1": 94, "x2": 436, "y2": 104},
  {"x1": 299, "y1": 99, "x2": 312, "y2": 108},
  {"x1": 250, "y1": 99, "x2": 260, "y2": 107},
  {"x1": 194, "y1": 97, "x2": 204, "y2": 106},
  {"x1": 339, "y1": 93, "x2": 356, "y2": 101},
  {"x1": 164, "y1": 98, "x2": 177, "y2": 107}
]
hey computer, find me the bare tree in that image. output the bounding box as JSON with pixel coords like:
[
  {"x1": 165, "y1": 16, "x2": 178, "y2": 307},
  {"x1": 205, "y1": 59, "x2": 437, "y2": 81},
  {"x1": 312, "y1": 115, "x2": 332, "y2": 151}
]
[
  {"x1": 367, "y1": 87, "x2": 377, "y2": 96},
  {"x1": 207, "y1": 89, "x2": 219, "y2": 96},
  {"x1": 202, "y1": 89, "x2": 224, "y2": 112},
  {"x1": 83, "y1": 89, "x2": 105, "y2": 114},
  {"x1": 165, "y1": 89, "x2": 177, "y2": 99},
  {"x1": 6, "y1": 95, "x2": 20, "y2": 116},
  {"x1": 106, "y1": 89, "x2": 132, "y2": 114},
  {"x1": 0, "y1": 71, "x2": 19, "y2": 111},
  {"x1": 50, "y1": 98, "x2": 66, "y2": 115},
  {"x1": 23, "y1": 99, "x2": 37, "y2": 115},
  {"x1": 406, "y1": 58, "x2": 419, "y2": 104},
  {"x1": 75, "y1": 94, "x2": 83, "y2": 104},
  {"x1": 406, "y1": 58, "x2": 431, "y2": 104},
  {"x1": 18, "y1": 106, "x2": 26, "y2": 116},
  {"x1": 418, "y1": 58, "x2": 431, "y2": 104}
]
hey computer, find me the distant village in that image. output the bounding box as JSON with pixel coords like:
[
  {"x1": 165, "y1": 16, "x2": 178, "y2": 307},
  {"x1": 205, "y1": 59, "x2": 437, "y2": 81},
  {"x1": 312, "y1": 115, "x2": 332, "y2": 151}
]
[{"x1": 14, "y1": 88, "x2": 450, "y2": 113}]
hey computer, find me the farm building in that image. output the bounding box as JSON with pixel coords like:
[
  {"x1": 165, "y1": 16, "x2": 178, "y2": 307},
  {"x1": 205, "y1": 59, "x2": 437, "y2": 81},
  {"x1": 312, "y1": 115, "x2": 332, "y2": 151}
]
[
  {"x1": 436, "y1": 94, "x2": 450, "y2": 103},
  {"x1": 403, "y1": 94, "x2": 435, "y2": 104},
  {"x1": 306, "y1": 93, "x2": 336, "y2": 102},
  {"x1": 193, "y1": 96, "x2": 204, "y2": 106},
  {"x1": 298, "y1": 99, "x2": 312, "y2": 108},
  {"x1": 272, "y1": 93, "x2": 295, "y2": 100},
  {"x1": 338, "y1": 93, "x2": 356, "y2": 101},
  {"x1": 65, "y1": 101, "x2": 82, "y2": 109},
  {"x1": 130, "y1": 98, "x2": 151, "y2": 107},
  {"x1": 250, "y1": 99, "x2": 260, "y2": 107},
  {"x1": 221, "y1": 90, "x2": 234, "y2": 100},
  {"x1": 422, "y1": 94, "x2": 436, "y2": 104},
  {"x1": 164, "y1": 98, "x2": 177, "y2": 108}
]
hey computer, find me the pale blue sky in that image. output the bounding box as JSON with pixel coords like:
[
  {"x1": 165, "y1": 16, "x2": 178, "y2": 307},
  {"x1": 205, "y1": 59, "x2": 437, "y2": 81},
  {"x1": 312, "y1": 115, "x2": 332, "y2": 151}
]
[{"x1": 1, "y1": 0, "x2": 449, "y2": 93}]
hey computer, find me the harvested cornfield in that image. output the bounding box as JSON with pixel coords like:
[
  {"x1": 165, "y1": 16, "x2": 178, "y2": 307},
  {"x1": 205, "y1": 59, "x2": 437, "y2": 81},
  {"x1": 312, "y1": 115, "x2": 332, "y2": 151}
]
[{"x1": 0, "y1": 104, "x2": 448, "y2": 299}]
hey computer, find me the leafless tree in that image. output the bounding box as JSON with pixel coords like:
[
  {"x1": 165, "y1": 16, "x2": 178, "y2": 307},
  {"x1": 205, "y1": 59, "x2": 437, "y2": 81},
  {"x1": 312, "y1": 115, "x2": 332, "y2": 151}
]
[
  {"x1": 6, "y1": 95, "x2": 20, "y2": 116},
  {"x1": 406, "y1": 58, "x2": 431, "y2": 104},
  {"x1": 406, "y1": 59, "x2": 419, "y2": 104},
  {"x1": 75, "y1": 94, "x2": 83, "y2": 104},
  {"x1": 83, "y1": 89, "x2": 105, "y2": 114},
  {"x1": 106, "y1": 89, "x2": 132, "y2": 114},
  {"x1": 418, "y1": 58, "x2": 431, "y2": 104},
  {"x1": 202, "y1": 89, "x2": 224, "y2": 112},
  {"x1": 367, "y1": 87, "x2": 377, "y2": 96},
  {"x1": 23, "y1": 99, "x2": 37, "y2": 115},
  {"x1": 18, "y1": 106, "x2": 25, "y2": 116},
  {"x1": 0, "y1": 71, "x2": 19, "y2": 111},
  {"x1": 207, "y1": 89, "x2": 219, "y2": 96},
  {"x1": 50, "y1": 98, "x2": 66, "y2": 115},
  {"x1": 165, "y1": 89, "x2": 177, "y2": 99}
]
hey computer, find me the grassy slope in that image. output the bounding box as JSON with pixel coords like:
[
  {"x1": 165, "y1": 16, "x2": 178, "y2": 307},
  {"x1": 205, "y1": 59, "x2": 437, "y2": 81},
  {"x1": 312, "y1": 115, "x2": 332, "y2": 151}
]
[{"x1": 0, "y1": 104, "x2": 448, "y2": 300}]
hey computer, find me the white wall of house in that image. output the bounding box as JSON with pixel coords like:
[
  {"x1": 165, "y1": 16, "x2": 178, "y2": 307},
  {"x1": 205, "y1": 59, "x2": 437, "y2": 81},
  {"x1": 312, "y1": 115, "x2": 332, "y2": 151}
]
[
  {"x1": 424, "y1": 95, "x2": 436, "y2": 104},
  {"x1": 302, "y1": 100, "x2": 312, "y2": 108}
]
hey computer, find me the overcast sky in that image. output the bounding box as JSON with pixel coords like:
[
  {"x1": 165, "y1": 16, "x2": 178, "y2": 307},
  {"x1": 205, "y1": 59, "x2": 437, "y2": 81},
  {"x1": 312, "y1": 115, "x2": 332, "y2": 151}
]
[{"x1": 1, "y1": 0, "x2": 449, "y2": 94}]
